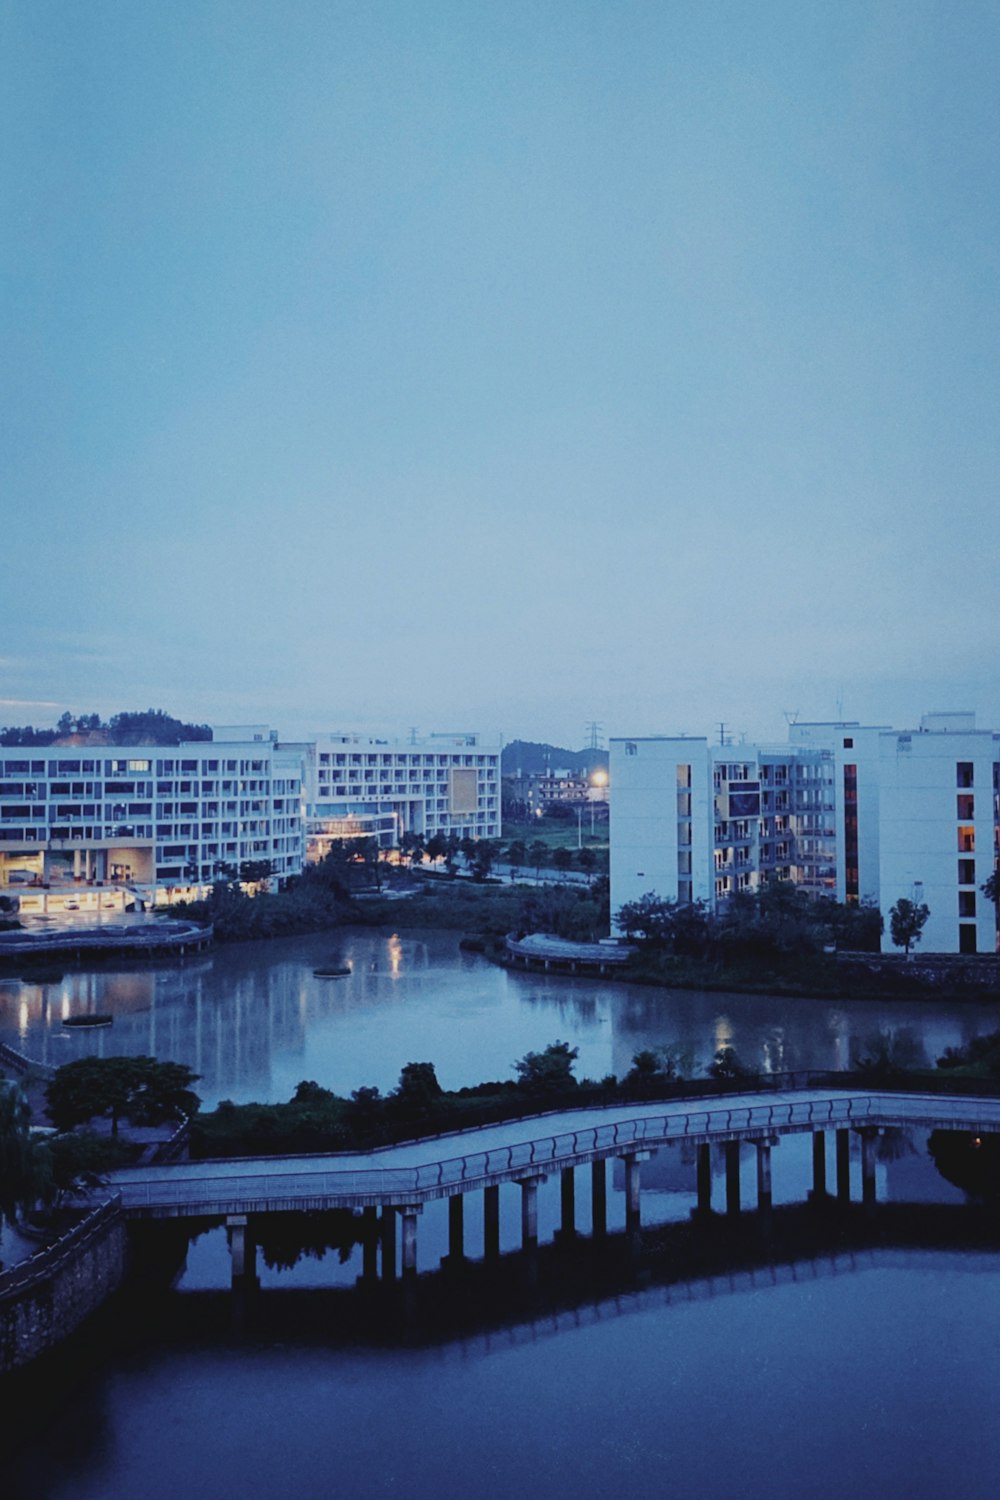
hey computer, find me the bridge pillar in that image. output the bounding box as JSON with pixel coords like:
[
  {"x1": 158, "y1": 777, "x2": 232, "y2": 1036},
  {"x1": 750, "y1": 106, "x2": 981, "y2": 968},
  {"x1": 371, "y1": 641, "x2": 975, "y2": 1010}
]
[
  {"x1": 400, "y1": 1205, "x2": 422, "y2": 1277},
  {"x1": 860, "y1": 1128, "x2": 878, "y2": 1211},
  {"x1": 725, "y1": 1141, "x2": 741, "y2": 1216},
  {"x1": 836, "y1": 1128, "x2": 851, "y2": 1202},
  {"x1": 483, "y1": 1184, "x2": 500, "y2": 1260},
  {"x1": 445, "y1": 1193, "x2": 465, "y2": 1265},
  {"x1": 517, "y1": 1176, "x2": 546, "y2": 1249},
  {"x1": 226, "y1": 1214, "x2": 255, "y2": 1286},
  {"x1": 361, "y1": 1205, "x2": 378, "y2": 1282},
  {"x1": 591, "y1": 1159, "x2": 607, "y2": 1237},
  {"x1": 755, "y1": 1140, "x2": 773, "y2": 1213},
  {"x1": 381, "y1": 1206, "x2": 396, "y2": 1281},
  {"x1": 559, "y1": 1166, "x2": 576, "y2": 1238},
  {"x1": 811, "y1": 1131, "x2": 828, "y2": 1199},
  {"x1": 621, "y1": 1152, "x2": 650, "y2": 1232},
  {"x1": 695, "y1": 1143, "x2": 712, "y2": 1214}
]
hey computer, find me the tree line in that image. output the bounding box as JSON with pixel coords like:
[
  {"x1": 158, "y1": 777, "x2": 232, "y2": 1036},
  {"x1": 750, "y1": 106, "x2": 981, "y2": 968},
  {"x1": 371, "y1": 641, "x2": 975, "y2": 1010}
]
[{"x1": 0, "y1": 707, "x2": 212, "y2": 746}]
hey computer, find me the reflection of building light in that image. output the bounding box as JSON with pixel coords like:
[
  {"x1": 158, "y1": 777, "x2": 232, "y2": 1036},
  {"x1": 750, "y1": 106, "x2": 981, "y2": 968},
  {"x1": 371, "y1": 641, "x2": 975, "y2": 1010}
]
[
  {"x1": 62, "y1": 993, "x2": 71, "y2": 1020},
  {"x1": 18, "y1": 999, "x2": 29, "y2": 1037},
  {"x1": 388, "y1": 933, "x2": 402, "y2": 978},
  {"x1": 713, "y1": 1015, "x2": 733, "y2": 1051}
]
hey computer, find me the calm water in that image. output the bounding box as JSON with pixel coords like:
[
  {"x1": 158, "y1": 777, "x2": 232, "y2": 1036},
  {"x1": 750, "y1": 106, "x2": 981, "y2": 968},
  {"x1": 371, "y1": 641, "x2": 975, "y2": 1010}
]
[
  {"x1": 1, "y1": 926, "x2": 996, "y2": 1105},
  {"x1": 3, "y1": 930, "x2": 999, "y2": 1498}
]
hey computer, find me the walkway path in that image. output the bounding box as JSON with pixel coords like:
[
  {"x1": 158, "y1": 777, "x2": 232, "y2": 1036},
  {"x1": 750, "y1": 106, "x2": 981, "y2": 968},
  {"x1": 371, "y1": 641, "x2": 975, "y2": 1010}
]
[{"x1": 109, "y1": 1087, "x2": 998, "y2": 1218}]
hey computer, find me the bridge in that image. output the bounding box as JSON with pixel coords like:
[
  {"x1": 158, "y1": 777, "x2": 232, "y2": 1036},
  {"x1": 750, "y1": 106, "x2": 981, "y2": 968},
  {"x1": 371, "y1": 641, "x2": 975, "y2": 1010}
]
[{"x1": 110, "y1": 1087, "x2": 1000, "y2": 1284}]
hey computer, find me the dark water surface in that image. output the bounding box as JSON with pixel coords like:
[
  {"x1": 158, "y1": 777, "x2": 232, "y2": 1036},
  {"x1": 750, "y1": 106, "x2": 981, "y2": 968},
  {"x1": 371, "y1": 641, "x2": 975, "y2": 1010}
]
[
  {"x1": 4, "y1": 931, "x2": 1000, "y2": 1498},
  {"x1": 7, "y1": 1251, "x2": 1000, "y2": 1500}
]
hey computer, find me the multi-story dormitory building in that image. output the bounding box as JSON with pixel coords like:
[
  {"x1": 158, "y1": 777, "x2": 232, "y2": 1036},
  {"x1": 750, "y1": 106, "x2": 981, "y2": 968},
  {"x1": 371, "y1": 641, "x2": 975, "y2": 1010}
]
[
  {"x1": 0, "y1": 725, "x2": 501, "y2": 914},
  {"x1": 0, "y1": 726, "x2": 305, "y2": 913},
  {"x1": 297, "y1": 732, "x2": 501, "y2": 861},
  {"x1": 610, "y1": 712, "x2": 1000, "y2": 955}
]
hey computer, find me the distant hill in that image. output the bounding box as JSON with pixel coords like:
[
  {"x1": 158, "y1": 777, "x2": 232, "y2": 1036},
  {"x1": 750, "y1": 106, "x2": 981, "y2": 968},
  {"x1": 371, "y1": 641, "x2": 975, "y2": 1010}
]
[{"x1": 501, "y1": 740, "x2": 609, "y2": 778}]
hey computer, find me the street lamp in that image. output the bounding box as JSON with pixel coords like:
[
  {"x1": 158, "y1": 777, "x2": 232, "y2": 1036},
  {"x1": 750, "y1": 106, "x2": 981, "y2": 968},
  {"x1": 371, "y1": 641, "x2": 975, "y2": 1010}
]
[{"x1": 589, "y1": 770, "x2": 608, "y2": 836}]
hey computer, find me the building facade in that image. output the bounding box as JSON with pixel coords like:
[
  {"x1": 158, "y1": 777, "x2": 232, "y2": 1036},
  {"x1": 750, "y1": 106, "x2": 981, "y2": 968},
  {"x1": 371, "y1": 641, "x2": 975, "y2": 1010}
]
[
  {"x1": 298, "y1": 732, "x2": 501, "y2": 861},
  {"x1": 0, "y1": 726, "x2": 304, "y2": 911},
  {"x1": 610, "y1": 713, "x2": 1000, "y2": 955}
]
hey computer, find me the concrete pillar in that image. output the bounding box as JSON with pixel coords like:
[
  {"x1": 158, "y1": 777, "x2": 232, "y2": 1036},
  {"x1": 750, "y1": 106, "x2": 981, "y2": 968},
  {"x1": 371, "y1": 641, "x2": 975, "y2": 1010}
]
[
  {"x1": 812, "y1": 1131, "x2": 827, "y2": 1199},
  {"x1": 623, "y1": 1154, "x2": 643, "y2": 1232},
  {"x1": 380, "y1": 1206, "x2": 396, "y2": 1280},
  {"x1": 591, "y1": 1159, "x2": 607, "y2": 1237},
  {"x1": 725, "y1": 1140, "x2": 741, "y2": 1216},
  {"x1": 755, "y1": 1140, "x2": 772, "y2": 1212},
  {"x1": 836, "y1": 1128, "x2": 851, "y2": 1203},
  {"x1": 696, "y1": 1143, "x2": 712, "y2": 1214},
  {"x1": 518, "y1": 1177, "x2": 542, "y2": 1249},
  {"x1": 860, "y1": 1129, "x2": 878, "y2": 1211},
  {"x1": 73, "y1": 849, "x2": 82, "y2": 878},
  {"x1": 560, "y1": 1166, "x2": 576, "y2": 1237},
  {"x1": 227, "y1": 1214, "x2": 255, "y2": 1285},
  {"x1": 448, "y1": 1193, "x2": 465, "y2": 1261},
  {"x1": 483, "y1": 1184, "x2": 500, "y2": 1260},
  {"x1": 361, "y1": 1205, "x2": 378, "y2": 1281},
  {"x1": 401, "y1": 1205, "x2": 421, "y2": 1277}
]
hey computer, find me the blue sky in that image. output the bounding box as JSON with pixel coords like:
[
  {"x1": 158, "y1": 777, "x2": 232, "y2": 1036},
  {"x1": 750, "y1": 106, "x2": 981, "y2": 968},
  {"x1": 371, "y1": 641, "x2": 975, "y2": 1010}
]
[{"x1": 2, "y1": 1, "x2": 998, "y2": 747}]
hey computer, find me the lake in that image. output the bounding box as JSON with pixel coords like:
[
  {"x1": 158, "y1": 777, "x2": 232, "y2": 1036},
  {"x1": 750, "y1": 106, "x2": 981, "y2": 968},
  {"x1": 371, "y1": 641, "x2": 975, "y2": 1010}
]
[{"x1": 2, "y1": 929, "x2": 998, "y2": 1498}]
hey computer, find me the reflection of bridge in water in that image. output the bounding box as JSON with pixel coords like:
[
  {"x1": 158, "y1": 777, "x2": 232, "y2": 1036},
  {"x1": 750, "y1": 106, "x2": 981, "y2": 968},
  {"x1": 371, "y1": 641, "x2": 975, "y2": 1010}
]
[
  {"x1": 111, "y1": 1088, "x2": 1000, "y2": 1288},
  {"x1": 133, "y1": 1201, "x2": 1000, "y2": 1356}
]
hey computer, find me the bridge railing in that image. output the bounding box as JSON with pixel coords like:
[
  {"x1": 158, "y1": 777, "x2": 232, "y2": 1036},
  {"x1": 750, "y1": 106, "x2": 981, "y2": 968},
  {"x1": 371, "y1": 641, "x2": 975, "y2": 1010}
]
[{"x1": 118, "y1": 1093, "x2": 881, "y2": 1210}]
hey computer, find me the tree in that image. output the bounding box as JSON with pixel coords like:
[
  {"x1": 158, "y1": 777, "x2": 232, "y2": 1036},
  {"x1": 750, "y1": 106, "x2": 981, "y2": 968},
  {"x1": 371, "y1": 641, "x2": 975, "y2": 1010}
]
[
  {"x1": 471, "y1": 839, "x2": 499, "y2": 881},
  {"x1": 400, "y1": 831, "x2": 425, "y2": 872},
  {"x1": 615, "y1": 891, "x2": 678, "y2": 945},
  {"x1": 889, "y1": 897, "x2": 930, "y2": 957},
  {"x1": 239, "y1": 858, "x2": 274, "y2": 890},
  {"x1": 0, "y1": 1082, "x2": 51, "y2": 1231},
  {"x1": 982, "y1": 870, "x2": 998, "y2": 906},
  {"x1": 577, "y1": 846, "x2": 597, "y2": 883},
  {"x1": 528, "y1": 840, "x2": 548, "y2": 879},
  {"x1": 514, "y1": 1040, "x2": 579, "y2": 1094},
  {"x1": 551, "y1": 846, "x2": 573, "y2": 877},
  {"x1": 707, "y1": 1046, "x2": 754, "y2": 1081},
  {"x1": 425, "y1": 833, "x2": 448, "y2": 867},
  {"x1": 392, "y1": 1062, "x2": 443, "y2": 1112},
  {"x1": 505, "y1": 839, "x2": 527, "y2": 880},
  {"x1": 46, "y1": 1057, "x2": 201, "y2": 1137}
]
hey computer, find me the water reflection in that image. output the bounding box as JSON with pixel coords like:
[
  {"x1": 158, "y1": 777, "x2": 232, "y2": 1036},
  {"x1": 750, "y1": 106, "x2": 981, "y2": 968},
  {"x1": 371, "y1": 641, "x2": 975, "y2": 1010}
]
[{"x1": 2, "y1": 927, "x2": 998, "y2": 1108}]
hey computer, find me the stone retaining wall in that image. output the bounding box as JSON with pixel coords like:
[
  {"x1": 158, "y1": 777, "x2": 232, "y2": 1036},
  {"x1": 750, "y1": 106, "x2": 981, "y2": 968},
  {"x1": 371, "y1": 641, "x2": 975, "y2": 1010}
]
[{"x1": 0, "y1": 1197, "x2": 126, "y2": 1373}]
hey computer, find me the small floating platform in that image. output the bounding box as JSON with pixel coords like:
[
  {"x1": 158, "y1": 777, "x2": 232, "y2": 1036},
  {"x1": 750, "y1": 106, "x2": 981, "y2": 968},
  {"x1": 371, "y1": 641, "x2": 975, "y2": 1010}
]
[
  {"x1": 313, "y1": 966, "x2": 352, "y2": 978},
  {"x1": 62, "y1": 1014, "x2": 114, "y2": 1029}
]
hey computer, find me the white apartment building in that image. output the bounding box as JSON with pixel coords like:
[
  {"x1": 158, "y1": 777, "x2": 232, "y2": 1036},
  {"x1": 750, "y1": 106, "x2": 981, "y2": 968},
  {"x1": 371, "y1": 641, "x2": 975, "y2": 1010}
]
[
  {"x1": 298, "y1": 732, "x2": 501, "y2": 860},
  {"x1": 0, "y1": 725, "x2": 304, "y2": 910},
  {"x1": 610, "y1": 713, "x2": 1000, "y2": 955}
]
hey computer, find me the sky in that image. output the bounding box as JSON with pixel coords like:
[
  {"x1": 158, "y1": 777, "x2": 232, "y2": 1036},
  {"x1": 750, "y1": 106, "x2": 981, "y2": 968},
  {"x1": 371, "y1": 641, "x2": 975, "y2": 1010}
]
[{"x1": 2, "y1": 0, "x2": 998, "y2": 750}]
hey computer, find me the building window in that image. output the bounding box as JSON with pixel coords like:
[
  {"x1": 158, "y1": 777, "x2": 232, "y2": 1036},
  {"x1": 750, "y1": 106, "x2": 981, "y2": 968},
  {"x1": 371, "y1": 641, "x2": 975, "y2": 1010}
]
[
  {"x1": 958, "y1": 825, "x2": 976, "y2": 853},
  {"x1": 625, "y1": 742, "x2": 637, "y2": 757},
  {"x1": 959, "y1": 924, "x2": 978, "y2": 955},
  {"x1": 843, "y1": 738, "x2": 854, "y2": 749},
  {"x1": 957, "y1": 762, "x2": 974, "y2": 788},
  {"x1": 957, "y1": 794, "x2": 975, "y2": 820},
  {"x1": 958, "y1": 859, "x2": 976, "y2": 885},
  {"x1": 959, "y1": 891, "x2": 977, "y2": 919}
]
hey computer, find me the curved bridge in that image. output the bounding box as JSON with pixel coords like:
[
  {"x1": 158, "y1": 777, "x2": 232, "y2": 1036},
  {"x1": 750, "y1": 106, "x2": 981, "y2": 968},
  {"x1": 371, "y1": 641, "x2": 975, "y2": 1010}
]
[{"x1": 111, "y1": 1087, "x2": 999, "y2": 1243}]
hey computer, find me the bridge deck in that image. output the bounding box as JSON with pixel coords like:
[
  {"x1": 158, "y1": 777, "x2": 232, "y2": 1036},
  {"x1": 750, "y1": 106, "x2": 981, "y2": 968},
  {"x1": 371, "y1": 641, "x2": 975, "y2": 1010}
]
[{"x1": 109, "y1": 1089, "x2": 1000, "y2": 1219}]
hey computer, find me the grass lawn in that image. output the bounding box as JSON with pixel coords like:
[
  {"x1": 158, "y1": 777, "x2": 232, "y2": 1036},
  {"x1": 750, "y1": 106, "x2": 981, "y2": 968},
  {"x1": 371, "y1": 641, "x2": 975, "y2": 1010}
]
[{"x1": 502, "y1": 816, "x2": 609, "y2": 858}]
